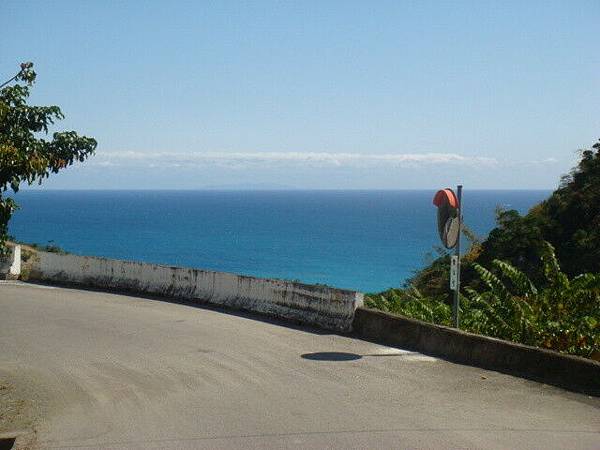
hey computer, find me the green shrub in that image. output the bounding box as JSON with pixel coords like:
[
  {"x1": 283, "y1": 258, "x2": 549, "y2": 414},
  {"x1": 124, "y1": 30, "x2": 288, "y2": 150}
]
[
  {"x1": 29, "y1": 242, "x2": 68, "y2": 254},
  {"x1": 366, "y1": 242, "x2": 600, "y2": 359},
  {"x1": 365, "y1": 286, "x2": 451, "y2": 326}
]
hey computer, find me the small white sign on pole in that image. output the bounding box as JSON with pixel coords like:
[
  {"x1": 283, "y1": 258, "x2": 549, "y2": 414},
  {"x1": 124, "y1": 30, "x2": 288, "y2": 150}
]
[{"x1": 450, "y1": 255, "x2": 459, "y2": 291}]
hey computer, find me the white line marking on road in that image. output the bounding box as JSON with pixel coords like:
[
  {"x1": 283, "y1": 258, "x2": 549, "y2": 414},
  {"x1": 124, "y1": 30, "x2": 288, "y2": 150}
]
[
  {"x1": 374, "y1": 347, "x2": 414, "y2": 355},
  {"x1": 368, "y1": 346, "x2": 438, "y2": 361}
]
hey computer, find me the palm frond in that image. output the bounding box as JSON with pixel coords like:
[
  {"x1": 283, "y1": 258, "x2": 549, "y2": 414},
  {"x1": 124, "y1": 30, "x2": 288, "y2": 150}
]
[{"x1": 492, "y1": 259, "x2": 538, "y2": 297}]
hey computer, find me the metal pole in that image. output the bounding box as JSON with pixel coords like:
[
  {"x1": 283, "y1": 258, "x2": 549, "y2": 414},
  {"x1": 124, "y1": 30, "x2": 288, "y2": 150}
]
[{"x1": 452, "y1": 185, "x2": 463, "y2": 328}]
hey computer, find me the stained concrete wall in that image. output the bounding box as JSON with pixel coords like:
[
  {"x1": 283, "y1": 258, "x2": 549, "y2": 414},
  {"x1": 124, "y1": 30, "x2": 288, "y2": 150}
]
[
  {"x1": 28, "y1": 251, "x2": 363, "y2": 331},
  {"x1": 0, "y1": 245, "x2": 21, "y2": 280}
]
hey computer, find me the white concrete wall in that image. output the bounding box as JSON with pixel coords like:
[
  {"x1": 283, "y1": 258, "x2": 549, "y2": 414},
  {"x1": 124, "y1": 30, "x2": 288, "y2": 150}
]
[
  {"x1": 0, "y1": 245, "x2": 21, "y2": 280},
  {"x1": 28, "y1": 251, "x2": 363, "y2": 331}
]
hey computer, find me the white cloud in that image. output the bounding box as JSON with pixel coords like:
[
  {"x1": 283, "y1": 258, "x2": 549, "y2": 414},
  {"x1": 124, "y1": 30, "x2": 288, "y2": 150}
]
[{"x1": 89, "y1": 151, "x2": 498, "y2": 169}]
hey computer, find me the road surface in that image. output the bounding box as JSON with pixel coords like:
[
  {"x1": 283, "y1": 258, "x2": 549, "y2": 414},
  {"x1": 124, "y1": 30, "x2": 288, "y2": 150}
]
[{"x1": 0, "y1": 281, "x2": 598, "y2": 449}]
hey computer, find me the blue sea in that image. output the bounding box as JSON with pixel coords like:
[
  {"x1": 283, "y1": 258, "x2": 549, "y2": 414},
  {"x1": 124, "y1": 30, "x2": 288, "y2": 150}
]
[{"x1": 8, "y1": 190, "x2": 550, "y2": 292}]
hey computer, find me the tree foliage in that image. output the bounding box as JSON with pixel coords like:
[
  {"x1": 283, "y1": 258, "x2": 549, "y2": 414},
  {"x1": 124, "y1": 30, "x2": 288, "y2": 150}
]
[
  {"x1": 477, "y1": 139, "x2": 600, "y2": 279},
  {"x1": 0, "y1": 63, "x2": 96, "y2": 254},
  {"x1": 406, "y1": 138, "x2": 600, "y2": 296},
  {"x1": 535, "y1": 141, "x2": 600, "y2": 276}
]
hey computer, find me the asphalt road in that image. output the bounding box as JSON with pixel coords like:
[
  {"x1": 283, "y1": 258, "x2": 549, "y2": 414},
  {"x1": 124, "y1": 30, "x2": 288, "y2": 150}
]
[{"x1": 1, "y1": 281, "x2": 598, "y2": 449}]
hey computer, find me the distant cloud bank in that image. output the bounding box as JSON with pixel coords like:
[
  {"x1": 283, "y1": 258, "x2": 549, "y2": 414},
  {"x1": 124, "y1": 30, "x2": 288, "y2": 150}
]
[
  {"x1": 91, "y1": 151, "x2": 499, "y2": 169},
  {"x1": 38, "y1": 150, "x2": 567, "y2": 190}
]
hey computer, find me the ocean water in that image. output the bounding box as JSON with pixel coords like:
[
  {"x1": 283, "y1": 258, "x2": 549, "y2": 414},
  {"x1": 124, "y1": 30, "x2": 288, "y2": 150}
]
[{"x1": 8, "y1": 190, "x2": 550, "y2": 292}]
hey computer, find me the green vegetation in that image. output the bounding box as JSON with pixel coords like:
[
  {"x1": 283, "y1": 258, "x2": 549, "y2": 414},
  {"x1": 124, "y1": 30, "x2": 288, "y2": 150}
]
[
  {"x1": 26, "y1": 242, "x2": 68, "y2": 254},
  {"x1": 367, "y1": 139, "x2": 600, "y2": 360},
  {"x1": 367, "y1": 242, "x2": 599, "y2": 359},
  {"x1": 406, "y1": 139, "x2": 600, "y2": 301},
  {"x1": 0, "y1": 63, "x2": 96, "y2": 255}
]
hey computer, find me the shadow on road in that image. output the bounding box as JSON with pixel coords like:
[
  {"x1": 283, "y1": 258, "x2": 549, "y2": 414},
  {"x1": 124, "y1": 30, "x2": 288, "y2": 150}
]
[{"x1": 301, "y1": 352, "x2": 362, "y2": 361}]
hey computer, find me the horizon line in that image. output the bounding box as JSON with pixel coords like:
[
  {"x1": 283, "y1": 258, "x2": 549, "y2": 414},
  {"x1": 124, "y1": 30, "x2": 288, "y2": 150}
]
[{"x1": 14, "y1": 187, "x2": 555, "y2": 192}]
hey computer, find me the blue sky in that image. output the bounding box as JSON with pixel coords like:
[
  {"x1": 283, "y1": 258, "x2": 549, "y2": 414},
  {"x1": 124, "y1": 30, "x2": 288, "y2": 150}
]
[{"x1": 2, "y1": 0, "x2": 599, "y2": 189}]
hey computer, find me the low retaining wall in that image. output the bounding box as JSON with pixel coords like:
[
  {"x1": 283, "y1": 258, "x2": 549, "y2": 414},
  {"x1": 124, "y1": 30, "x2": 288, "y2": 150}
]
[
  {"x1": 27, "y1": 251, "x2": 363, "y2": 331},
  {"x1": 352, "y1": 307, "x2": 600, "y2": 396},
  {"x1": 0, "y1": 245, "x2": 21, "y2": 280}
]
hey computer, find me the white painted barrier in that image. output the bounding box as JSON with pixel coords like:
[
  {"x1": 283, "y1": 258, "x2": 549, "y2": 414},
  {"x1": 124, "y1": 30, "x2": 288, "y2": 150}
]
[
  {"x1": 0, "y1": 245, "x2": 21, "y2": 280},
  {"x1": 28, "y1": 251, "x2": 363, "y2": 331}
]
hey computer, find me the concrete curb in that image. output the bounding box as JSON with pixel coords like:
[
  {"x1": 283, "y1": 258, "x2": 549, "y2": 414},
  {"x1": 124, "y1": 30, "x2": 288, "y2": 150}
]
[
  {"x1": 27, "y1": 250, "x2": 363, "y2": 332},
  {"x1": 352, "y1": 307, "x2": 600, "y2": 396}
]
